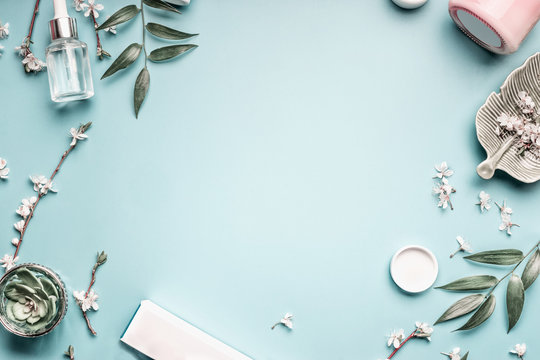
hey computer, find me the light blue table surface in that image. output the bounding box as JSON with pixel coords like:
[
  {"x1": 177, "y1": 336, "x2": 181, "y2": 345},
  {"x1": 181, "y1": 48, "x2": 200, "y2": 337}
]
[{"x1": 1, "y1": 1, "x2": 540, "y2": 359}]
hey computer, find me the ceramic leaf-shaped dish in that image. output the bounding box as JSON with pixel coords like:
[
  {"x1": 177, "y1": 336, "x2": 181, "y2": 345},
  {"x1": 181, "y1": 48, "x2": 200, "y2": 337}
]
[{"x1": 476, "y1": 52, "x2": 540, "y2": 183}]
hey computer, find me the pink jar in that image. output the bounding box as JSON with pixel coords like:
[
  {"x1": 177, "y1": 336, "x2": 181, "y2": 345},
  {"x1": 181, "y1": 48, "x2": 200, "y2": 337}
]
[{"x1": 449, "y1": 0, "x2": 540, "y2": 54}]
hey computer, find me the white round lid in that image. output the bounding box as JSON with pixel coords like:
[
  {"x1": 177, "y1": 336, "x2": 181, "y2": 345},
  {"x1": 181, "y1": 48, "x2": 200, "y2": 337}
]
[
  {"x1": 390, "y1": 245, "x2": 438, "y2": 293},
  {"x1": 392, "y1": 0, "x2": 428, "y2": 10}
]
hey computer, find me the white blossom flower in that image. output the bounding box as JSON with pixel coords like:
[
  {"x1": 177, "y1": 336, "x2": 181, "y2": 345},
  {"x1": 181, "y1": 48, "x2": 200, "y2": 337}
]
[
  {"x1": 496, "y1": 200, "x2": 512, "y2": 217},
  {"x1": 441, "y1": 347, "x2": 461, "y2": 360},
  {"x1": 14, "y1": 38, "x2": 29, "y2": 57},
  {"x1": 15, "y1": 197, "x2": 37, "y2": 219},
  {"x1": 73, "y1": 0, "x2": 88, "y2": 11},
  {"x1": 73, "y1": 289, "x2": 99, "y2": 312},
  {"x1": 69, "y1": 127, "x2": 89, "y2": 146},
  {"x1": 30, "y1": 175, "x2": 57, "y2": 195},
  {"x1": 450, "y1": 236, "x2": 472, "y2": 258},
  {"x1": 434, "y1": 162, "x2": 454, "y2": 179},
  {"x1": 476, "y1": 191, "x2": 491, "y2": 212},
  {"x1": 497, "y1": 113, "x2": 522, "y2": 131},
  {"x1": 84, "y1": 0, "x2": 104, "y2": 18},
  {"x1": 0, "y1": 158, "x2": 9, "y2": 179},
  {"x1": 103, "y1": 16, "x2": 117, "y2": 34},
  {"x1": 13, "y1": 220, "x2": 25, "y2": 233},
  {"x1": 414, "y1": 321, "x2": 433, "y2": 341},
  {"x1": 11, "y1": 238, "x2": 19, "y2": 246},
  {"x1": 272, "y1": 313, "x2": 293, "y2": 330},
  {"x1": 0, "y1": 254, "x2": 19, "y2": 270},
  {"x1": 387, "y1": 329, "x2": 404, "y2": 348},
  {"x1": 0, "y1": 22, "x2": 9, "y2": 39},
  {"x1": 499, "y1": 216, "x2": 519, "y2": 235},
  {"x1": 517, "y1": 91, "x2": 535, "y2": 115},
  {"x1": 433, "y1": 178, "x2": 456, "y2": 210},
  {"x1": 510, "y1": 343, "x2": 526, "y2": 358},
  {"x1": 22, "y1": 52, "x2": 46, "y2": 72}
]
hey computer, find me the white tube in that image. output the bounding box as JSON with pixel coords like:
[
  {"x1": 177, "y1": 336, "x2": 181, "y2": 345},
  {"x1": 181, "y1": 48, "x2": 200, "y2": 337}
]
[{"x1": 53, "y1": 0, "x2": 69, "y2": 19}]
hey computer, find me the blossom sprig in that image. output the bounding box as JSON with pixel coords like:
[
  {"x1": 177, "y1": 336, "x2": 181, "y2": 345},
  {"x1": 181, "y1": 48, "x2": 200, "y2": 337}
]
[
  {"x1": 271, "y1": 313, "x2": 293, "y2": 330},
  {"x1": 0, "y1": 158, "x2": 9, "y2": 179},
  {"x1": 450, "y1": 236, "x2": 472, "y2": 258},
  {"x1": 73, "y1": 251, "x2": 107, "y2": 335},
  {"x1": 441, "y1": 347, "x2": 469, "y2": 360},
  {"x1": 381, "y1": 322, "x2": 433, "y2": 359},
  {"x1": 2, "y1": 122, "x2": 92, "y2": 270},
  {"x1": 496, "y1": 200, "x2": 519, "y2": 235},
  {"x1": 64, "y1": 345, "x2": 75, "y2": 360},
  {"x1": 73, "y1": 0, "x2": 111, "y2": 59},
  {"x1": 510, "y1": 343, "x2": 527, "y2": 359},
  {"x1": 495, "y1": 91, "x2": 540, "y2": 158},
  {"x1": 476, "y1": 191, "x2": 491, "y2": 212},
  {"x1": 17, "y1": 0, "x2": 46, "y2": 73},
  {"x1": 432, "y1": 162, "x2": 456, "y2": 210}
]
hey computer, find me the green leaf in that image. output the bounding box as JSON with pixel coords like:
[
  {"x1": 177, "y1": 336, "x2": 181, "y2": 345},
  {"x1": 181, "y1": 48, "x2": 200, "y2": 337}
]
[
  {"x1": 101, "y1": 43, "x2": 142, "y2": 79},
  {"x1": 143, "y1": 0, "x2": 181, "y2": 14},
  {"x1": 96, "y1": 5, "x2": 140, "y2": 30},
  {"x1": 507, "y1": 274, "x2": 525, "y2": 332},
  {"x1": 15, "y1": 268, "x2": 42, "y2": 289},
  {"x1": 462, "y1": 351, "x2": 469, "y2": 360},
  {"x1": 434, "y1": 294, "x2": 485, "y2": 324},
  {"x1": 522, "y1": 249, "x2": 540, "y2": 290},
  {"x1": 456, "y1": 295, "x2": 496, "y2": 331},
  {"x1": 134, "y1": 67, "x2": 150, "y2": 118},
  {"x1": 145, "y1": 23, "x2": 197, "y2": 40},
  {"x1": 436, "y1": 275, "x2": 498, "y2": 291},
  {"x1": 148, "y1": 44, "x2": 198, "y2": 62},
  {"x1": 464, "y1": 249, "x2": 523, "y2": 265}
]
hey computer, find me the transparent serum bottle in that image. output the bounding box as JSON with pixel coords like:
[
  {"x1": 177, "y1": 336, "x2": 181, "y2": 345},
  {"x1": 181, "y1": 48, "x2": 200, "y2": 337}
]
[{"x1": 46, "y1": 0, "x2": 94, "y2": 102}]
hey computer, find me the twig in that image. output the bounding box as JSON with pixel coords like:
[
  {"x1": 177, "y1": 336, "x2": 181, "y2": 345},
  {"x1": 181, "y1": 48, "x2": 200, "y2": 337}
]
[{"x1": 76, "y1": 251, "x2": 107, "y2": 335}]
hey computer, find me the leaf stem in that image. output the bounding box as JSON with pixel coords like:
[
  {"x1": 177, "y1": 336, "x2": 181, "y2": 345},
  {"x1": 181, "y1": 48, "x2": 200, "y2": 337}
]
[{"x1": 140, "y1": 0, "x2": 148, "y2": 66}]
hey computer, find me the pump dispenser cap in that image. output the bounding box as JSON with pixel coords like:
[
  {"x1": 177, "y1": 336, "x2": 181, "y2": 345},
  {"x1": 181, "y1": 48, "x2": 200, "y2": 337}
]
[{"x1": 49, "y1": 0, "x2": 78, "y2": 40}]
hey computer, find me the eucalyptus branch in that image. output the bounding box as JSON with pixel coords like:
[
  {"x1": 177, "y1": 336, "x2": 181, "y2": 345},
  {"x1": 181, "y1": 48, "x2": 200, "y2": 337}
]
[
  {"x1": 74, "y1": 251, "x2": 108, "y2": 335},
  {"x1": 435, "y1": 240, "x2": 540, "y2": 333},
  {"x1": 96, "y1": 0, "x2": 198, "y2": 118}
]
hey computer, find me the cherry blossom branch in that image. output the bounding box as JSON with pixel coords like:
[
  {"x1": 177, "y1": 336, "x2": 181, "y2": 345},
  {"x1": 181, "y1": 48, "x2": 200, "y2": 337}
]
[
  {"x1": 24, "y1": 0, "x2": 40, "y2": 57},
  {"x1": 386, "y1": 329, "x2": 417, "y2": 359},
  {"x1": 74, "y1": 251, "x2": 107, "y2": 335},
  {"x1": 90, "y1": 12, "x2": 110, "y2": 59},
  {"x1": 64, "y1": 345, "x2": 75, "y2": 359},
  {"x1": 11, "y1": 123, "x2": 92, "y2": 260},
  {"x1": 382, "y1": 323, "x2": 433, "y2": 360}
]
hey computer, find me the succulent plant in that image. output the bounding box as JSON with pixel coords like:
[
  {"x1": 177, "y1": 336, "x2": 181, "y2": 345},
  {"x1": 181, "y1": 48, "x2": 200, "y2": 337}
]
[{"x1": 4, "y1": 268, "x2": 58, "y2": 331}]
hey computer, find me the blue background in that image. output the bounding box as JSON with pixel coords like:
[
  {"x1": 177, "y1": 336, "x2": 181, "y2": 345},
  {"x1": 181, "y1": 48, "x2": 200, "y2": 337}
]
[{"x1": 1, "y1": 0, "x2": 540, "y2": 359}]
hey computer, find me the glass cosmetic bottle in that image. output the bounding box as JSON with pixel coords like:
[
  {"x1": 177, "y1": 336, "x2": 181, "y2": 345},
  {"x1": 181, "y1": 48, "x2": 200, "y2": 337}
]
[{"x1": 46, "y1": 0, "x2": 94, "y2": 102}]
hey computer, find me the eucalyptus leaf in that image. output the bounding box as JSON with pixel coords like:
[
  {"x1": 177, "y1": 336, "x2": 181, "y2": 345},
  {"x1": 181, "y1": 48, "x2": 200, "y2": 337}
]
[
  {"x1": 146, "y1": 23, "x2": 197, "y2": 40},
  {"x1": 507, "y1": 274, "x2": 525, "y2": 332},
  {"x1": 462, "y1": 351, "x2": 469, "y2": 360},
  {"x1": 15, "y1": 269, "x2": 41, "y2": 289},
  {"x1": 134, "y1": 67, "x2": 150, "y2": 118},
  {"x1": 148, "y1": 44, "x2": 198, "y2": 62},
  {"x1": 464, "y1": 249, "x2": 523, "y2": 265},
  {"x1": 522, "y1": 249, "x2": 540, "y2": 290},
  {"x1": 143, "y1": 0, "x2": 181, "y2": 14},
  {"x1": 436, "y1": 275, "x2": 498, "y2": 291},
  {"x1": 456, "y1": 295, "x2": 496, "y2": 331},
  {"x1": 434, "y1": 294, "x2": 485, "y2": 324},
  {"x1": 96, "y1": 5, "x2": 140, "y2": 30},
  {"x1": 101, "y1": 43, "x2": 142, "y2": 79}
]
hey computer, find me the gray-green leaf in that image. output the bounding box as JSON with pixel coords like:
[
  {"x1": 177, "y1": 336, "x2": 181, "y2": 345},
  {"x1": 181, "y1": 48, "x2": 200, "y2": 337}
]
[
  {"x1": 15, "y1": 269, "x2": 42, "y2": 289},
  {"x1": 507, "y1": 274, "x2": 525, "y2": 332},
  {"x1": 436, "y1": 275, "x2": 498, "y2": 291},
  {"x1": 96, "y1": 5, "x2": 140, "y2": 30},
  {"x1": 434, "y1": 294, "x2": 485, "y2": 325},
  {"x1": 522, "y1": 249, "x2": 540, "y2": 290},
  {"x1": 462, "y1": 351, "x2": 469, "y2": 360},
  {"x1": 146, "y1": 23, "x2": 197, "y2": 40},
  {"x1": 143, "y1": 0, "x2": 181, "y2": 14},
  {"x1": 134, "y1": 67, "x2": 150, "y2": 118},
  {"x1": 456, "y1": 295, "x2": 496, "y2": 331},
  {"x1": 148, "y1": 44, "x2": 197, "y2": 62},
  {"x1": 101, "y1": 43, "x2": 142, "y2": 79},
  {"x1": 465, "y1": 249, "x2": 523, "y2": 265}
]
